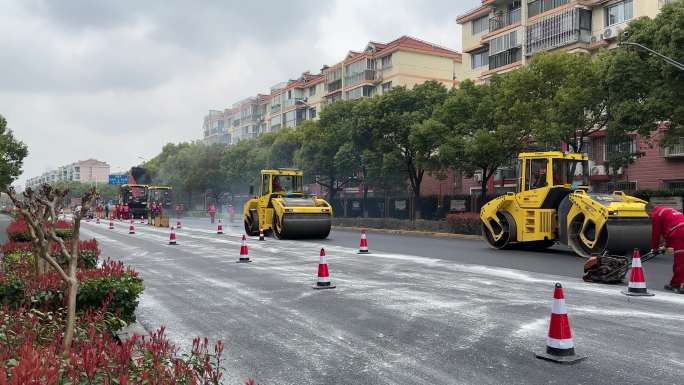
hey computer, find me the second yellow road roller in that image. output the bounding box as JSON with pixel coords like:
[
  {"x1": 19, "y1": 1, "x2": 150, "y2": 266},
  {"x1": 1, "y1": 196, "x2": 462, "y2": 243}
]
[
  {"x1": 480, "y1": 151, "x2": 651, "y2": 258},
  {"x1": 243, "y1": 169, "x2": 333, "y2": 239}
]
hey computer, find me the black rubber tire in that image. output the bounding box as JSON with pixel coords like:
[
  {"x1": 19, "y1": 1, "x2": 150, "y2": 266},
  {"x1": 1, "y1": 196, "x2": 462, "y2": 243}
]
[
  {"x1": 244, "y1": 216, "x2": 258, "y2": 236},
  {"x1": 272, "y1": 213, "x2": 284, "y2": 239},
  {"x1": 482, "y1": 211, "x2": 515, "y2": 249}
]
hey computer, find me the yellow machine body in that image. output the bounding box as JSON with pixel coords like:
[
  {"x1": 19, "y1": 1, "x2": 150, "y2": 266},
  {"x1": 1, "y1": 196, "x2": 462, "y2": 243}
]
[
  {"x1": 480, "y1": 152, "x2": 650, "y2": 257},
  {"x1": 243, "y1": 169, "x2": 333, "y2": 239}
]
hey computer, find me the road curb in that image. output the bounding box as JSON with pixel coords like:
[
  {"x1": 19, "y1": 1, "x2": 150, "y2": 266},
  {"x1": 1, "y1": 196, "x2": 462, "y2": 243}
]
[{"x1": 332, "y1": 226, "x2": 483, "y2": 240}]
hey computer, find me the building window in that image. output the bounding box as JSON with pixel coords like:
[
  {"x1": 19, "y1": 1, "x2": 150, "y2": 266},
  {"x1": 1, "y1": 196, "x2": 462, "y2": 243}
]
[
  {"x1": 380, "y1": 54, "x2": 392, "y2": 68},
  {"x1": 605, "y1": 0, "x2": 633, "y2": 27},
  {"x1": 527, "y1": 0, "x2": 570, "y2": 18},
  {"x1": 309, "y1": 107, "x2": 316, "y2": 119},
  {"x1": 471, "y1": 49, "x2": 489, "y2": 69},
  {"x1": 309, "y1": 86, "x2": 316, "y2": 96},
  {"x1": 346, "y1": 85, "x2": 375, "y2": 100},
  {"x1": 381, "y1": 81, "x2": 392, "y2": 93},
  {"x1": 472, "y1": 15, "x2": 489, "y2": 35}
]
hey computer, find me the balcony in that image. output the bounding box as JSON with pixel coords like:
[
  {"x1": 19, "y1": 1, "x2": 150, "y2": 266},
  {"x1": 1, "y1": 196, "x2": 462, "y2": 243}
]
[
  {"x1": 489, "y1": 8, "x2": 521, "y2": 33},
  {"x1": 489, "y1": 47, "x2": 521, "y2": 70},
  {"x1": 327, "y1": 79, "x2": 342, "y2": 93},
  {"x1": 525, "y1": 7, "x2": 592, "y2": 56},
  {"x1": 664, "y1": 141, "x2": 684, "y2": 157},
  {"x1": 344, "y1": 69, "x2": 379, "y2": 88}
]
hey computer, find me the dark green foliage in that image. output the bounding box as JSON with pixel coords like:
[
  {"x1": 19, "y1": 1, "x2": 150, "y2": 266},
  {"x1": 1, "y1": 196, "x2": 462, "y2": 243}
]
[{"x1": 78, "y1": 274, "x2": 144, "y2": 323}]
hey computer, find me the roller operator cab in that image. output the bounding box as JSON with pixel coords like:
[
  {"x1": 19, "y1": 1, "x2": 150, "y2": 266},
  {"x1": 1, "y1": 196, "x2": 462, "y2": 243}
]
[
  {"x1": 480, "y1": 152, "x2": 650, "y2": 258},
  {"x1": 243, "y1": 169, "x2": 333, "y2": 239}
]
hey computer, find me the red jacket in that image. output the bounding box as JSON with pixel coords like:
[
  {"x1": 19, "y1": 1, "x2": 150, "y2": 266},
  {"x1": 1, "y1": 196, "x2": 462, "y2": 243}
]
[{"x1": 651, "y1": 206, "x2": 684, "y2": 249}]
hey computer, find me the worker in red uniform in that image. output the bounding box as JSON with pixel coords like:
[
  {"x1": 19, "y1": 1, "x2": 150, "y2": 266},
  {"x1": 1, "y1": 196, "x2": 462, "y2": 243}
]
[
  {"x1": 647, "y1": 203, "x2": 684, "y2": 294},
  {"x1": 208, "y1": 203, "x2": 217, "y2": 224}
]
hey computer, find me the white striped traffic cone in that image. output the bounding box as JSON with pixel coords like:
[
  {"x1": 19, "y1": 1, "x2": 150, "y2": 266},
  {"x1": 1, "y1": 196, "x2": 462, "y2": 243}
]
[
  {"x1": 217, "y1": 219, "x2": 224, "y2": 234},
  {"x1": 622, "y1": 249, "x2": 654, "y2": 296},
  {"x1": 535, "y1": 283, "x2": 586, "y2": 364},
  {"x1": 237, "y1": 234, "x2": 251, "y2": 263},
  {"x1": 128, "y1": 220, "x2": 135, "y2": 235},
  {"x1": 176, "y1": 219, "x2": 182, "y2": 229},
  {"x1": 108, "y1": 219, "x2": 114, "y2": 230},
  {"x1": 358, "y1": 229, "x2": 369, "y2": 254},
  {"x1": 169, "y1": 226, "x2": 177, "y2": 245},
  {"x1": 96, "y1": 217, "x2": 100, "y2": 224},
  {"x1": 140, "y1": 215, "x2": 146, "y2": 225},
  {"x1": 259, "y1": 228, "x2": 265, "y2": 241},
  {"x1": 313, "y1": 248, "x2": 335, "y2": 290}
]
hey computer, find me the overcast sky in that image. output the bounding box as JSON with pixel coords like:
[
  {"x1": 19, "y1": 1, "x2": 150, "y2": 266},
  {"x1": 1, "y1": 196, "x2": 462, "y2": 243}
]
[{"x1": 0, "y1": 0, "x2": 478, "y2": 186}]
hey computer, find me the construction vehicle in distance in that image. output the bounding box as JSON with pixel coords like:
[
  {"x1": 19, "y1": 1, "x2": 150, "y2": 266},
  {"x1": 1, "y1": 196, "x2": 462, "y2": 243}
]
[
  {"x1": 120, "y1": 184, "x2": 149, "y2": 219},
  {"x1": 148, "y1": 186, "x2": 172, "y2": 227},
  {"x1": 243, "y1": 169, "x2": 333, "y2": 239},
  {"x1": 480, "y1": 151, "x2": 651, "y2": 258}
]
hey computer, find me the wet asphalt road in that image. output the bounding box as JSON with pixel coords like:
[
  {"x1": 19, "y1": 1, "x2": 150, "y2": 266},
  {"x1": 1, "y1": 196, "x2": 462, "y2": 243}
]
[{"x1": 68, "y1": 217, "x2": 684, "y2": 384}]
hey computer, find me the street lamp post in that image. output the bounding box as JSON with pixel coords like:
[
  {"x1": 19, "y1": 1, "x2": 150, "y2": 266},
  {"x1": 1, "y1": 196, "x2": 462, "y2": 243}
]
[{"x1": 619, "y1": 40, "x2": 684, "y2": 71}]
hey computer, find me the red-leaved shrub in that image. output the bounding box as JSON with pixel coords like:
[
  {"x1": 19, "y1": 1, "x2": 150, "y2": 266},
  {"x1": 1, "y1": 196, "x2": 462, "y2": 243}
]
[{"x1": 445, "y1": 212, "x2": 482, "y2": 235}]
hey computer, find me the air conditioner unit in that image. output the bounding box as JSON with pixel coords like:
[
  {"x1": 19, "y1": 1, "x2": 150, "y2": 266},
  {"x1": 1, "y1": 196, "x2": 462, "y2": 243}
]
[
  {"x1": 591, "y1": 165, "x2": 606, "y2": 175},
  {"x1": 602, "y1": 26, "x2": 623, "y2": 40},
  {"x1": 608, "y1": 166, "x2": 624, "y2": 175}
]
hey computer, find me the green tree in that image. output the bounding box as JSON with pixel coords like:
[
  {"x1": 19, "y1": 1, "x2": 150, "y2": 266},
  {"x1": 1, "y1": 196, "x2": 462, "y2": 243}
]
[
  {"x1": 297, "y1": 103, "x2": 357, "y2": 202},
  {"x1": 604, "y1": 1, "x2": 684, "y2": 145},
  {"x1": 0, "y1": 114, "x2": 28, "y2": 190},
  {"x1": 374, "y1": 81, "x2": 448, "y2": 219},
  {"x1": 512, "y1": 52, "x2": 608, "y2": 153},
  {"x1": 435, "y1": 79, "x2": 528, "y2": 208}
]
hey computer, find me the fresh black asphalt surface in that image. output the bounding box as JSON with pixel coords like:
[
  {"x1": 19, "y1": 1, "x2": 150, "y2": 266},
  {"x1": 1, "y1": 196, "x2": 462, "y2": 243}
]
[{"x1": 5, "y1": 215, "x2": 683, "y2": 384}]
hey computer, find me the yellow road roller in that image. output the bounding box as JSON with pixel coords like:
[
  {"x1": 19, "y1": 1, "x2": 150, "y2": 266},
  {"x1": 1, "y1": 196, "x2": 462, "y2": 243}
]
[
  {"x1": 243, "y1": 169, "x2": 333, "y2": 239},
  {"x1": 480, "y1": 152, "x2": 651, "y2": 257}
]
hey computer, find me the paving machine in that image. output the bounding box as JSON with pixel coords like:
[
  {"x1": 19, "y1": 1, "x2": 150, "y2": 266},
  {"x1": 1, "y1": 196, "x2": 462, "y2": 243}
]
[
  {"x1": 480, "y1": 152, "x2": 651, "y2": 258},
  {"x1": 243, "y1": 169, "x2": 333, "y2": 239},
  {"x1": 120, "y1": 184, "x2": 149, "y2": 219}
]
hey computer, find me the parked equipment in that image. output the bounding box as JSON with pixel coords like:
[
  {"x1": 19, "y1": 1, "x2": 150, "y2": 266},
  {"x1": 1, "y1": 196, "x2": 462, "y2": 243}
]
[
  {"x1": 480, "y1": 152, "x2": 650, "y2": 258},
  {"x1": 243, "y1": 169, "x2": 333, "y2": 239},
  {"x1": 120, "y1": 184, "x2": 149, "y2": 219}
]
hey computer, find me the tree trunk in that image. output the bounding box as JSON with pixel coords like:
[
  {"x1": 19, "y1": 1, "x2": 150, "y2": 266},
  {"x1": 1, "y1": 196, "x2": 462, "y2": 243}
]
[{"x1": 63, "y1": 275, "x2": 78, "y2": 353}]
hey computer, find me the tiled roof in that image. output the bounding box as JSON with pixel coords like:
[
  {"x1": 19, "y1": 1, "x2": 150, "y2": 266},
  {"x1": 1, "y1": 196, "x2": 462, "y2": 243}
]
[{"x1": 376, "y1": 35, "x2": 461, "y2": 59}]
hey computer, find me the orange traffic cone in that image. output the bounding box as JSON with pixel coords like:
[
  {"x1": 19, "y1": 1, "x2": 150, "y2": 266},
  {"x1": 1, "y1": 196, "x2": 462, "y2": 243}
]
[
  {"x1": 128, "y1": 220, "x2": 135, "y2": 235},
  {"x1": 108, "y1": 219, "x2": 114, "y2": 230},
  {"x1": 535, "y1": 283, "x2": 586, "y2": 364},
  {"x1": 623, "y1": 249, "x2": 654, "y2": 296},
  {"x1": 217, "y1": 219, "x2": 224, "y2": 234},
  {"x1": 358, "y1": 229, "x2": 369, "y2": 254},
  {"x1": 176, "y1": 219, "x2": 182, "y2": 229},
  {"x1": 313, "y1": 248, "x2": 335, "y2": 290},
  {"x1": 259, "y1": 228, "x2": 265, "y2": 241},
  {"x1": 140, "y1": 215, "x2": 145, "y2": 225},
  {"x1": 96, "y1": 217, "x2": 100, "y2": 225},
  {"x1": 237, "y1": 234, "x2": 251, "y2": 263},
  {"x1": 169, "y1": 226, "x2": 177, "y2": 245}
]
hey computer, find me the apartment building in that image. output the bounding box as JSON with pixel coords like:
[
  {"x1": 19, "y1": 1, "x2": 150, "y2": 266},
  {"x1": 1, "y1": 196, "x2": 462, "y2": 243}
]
[
  {"x1": 202, "y1": 109, "x2": 230, "y2": 145},
  {"x1": 26, "y1": 159, "x2": 111, "y2": 190},
  {"x1": 267, "y1": 72, "x2": 325, "y2": 133},
  {"x1": 458, "y1": 0, "x2": 672, "y2": 81},
  {"x1": 202, "y1": 35, "x2": 461, "y2": 140},
  {"x1": 323, "y1": 36, "x2": 461, "y2": 104},
  {"x1": 453, "y1": 0, "x2": 683, "y2": 196}
]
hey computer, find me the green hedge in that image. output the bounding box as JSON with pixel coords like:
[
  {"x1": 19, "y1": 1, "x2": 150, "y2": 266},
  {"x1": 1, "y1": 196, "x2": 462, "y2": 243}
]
[
  {"x1": 1, "y1": 249, "x2": 34, "y2": 273},
  {"x1": 0, "y1": 273, "x2": 144, "y2": 323},
  {"x1": 78, "y1": 274, "x2": 144, "y2": 323}
]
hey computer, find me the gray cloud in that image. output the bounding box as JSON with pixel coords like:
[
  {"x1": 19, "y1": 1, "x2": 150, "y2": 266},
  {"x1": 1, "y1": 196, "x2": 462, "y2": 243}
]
[{"x1": 0, "y1": 0, "x2": 478, "y2": 185}]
